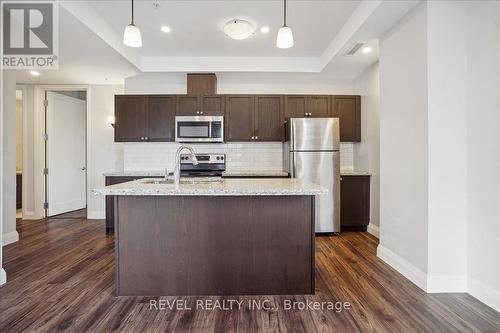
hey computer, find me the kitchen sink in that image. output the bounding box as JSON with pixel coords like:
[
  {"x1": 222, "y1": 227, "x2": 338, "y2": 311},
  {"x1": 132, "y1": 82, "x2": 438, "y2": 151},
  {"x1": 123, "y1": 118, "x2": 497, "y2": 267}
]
[{"x1": 143, "y1": 177, "x2": 223, "y2": 185}]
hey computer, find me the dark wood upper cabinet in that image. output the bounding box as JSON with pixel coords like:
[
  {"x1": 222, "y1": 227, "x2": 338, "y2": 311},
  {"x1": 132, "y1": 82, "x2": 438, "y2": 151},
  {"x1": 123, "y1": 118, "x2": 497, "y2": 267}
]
[
  {"x1": 284, "y1": 96, "x2": 308, "y2": 118},
  {"x1": 201, "y1": 95, "x2": 224, "y2": 116},
  {"x1": 308, "y1": 95, "x2": 331, "y2": 117},
  {"x1": 254, "y1": 95, "x2": 284, "y2": 141},
  {"x1": 340, "y1": 175, "x2": 370, "y2": 231},
  {"x1": 115, "y1": 95, "x2": 146, "y2": 142},
  {"x1": 225, "y1": 95, "x2": 255, "y2": 141},
  {"x1": 187, "y1": 73, "x2": 217, "y2": 95},
  {"x1": 284, "y1": 95, "x2": 330, "y2": 118},
  {"x1": 176, "y1": 95, "x2": 200, "y2": 116},
  {"x1": 115, "y1": 93, "x2": 361, "y2": 143},
  {"x1": 332, "y1": 95, "x2": 361, "y2": 142},
  {"x1": 146, "y1": 96, "x2": 176, "y2": 141}
]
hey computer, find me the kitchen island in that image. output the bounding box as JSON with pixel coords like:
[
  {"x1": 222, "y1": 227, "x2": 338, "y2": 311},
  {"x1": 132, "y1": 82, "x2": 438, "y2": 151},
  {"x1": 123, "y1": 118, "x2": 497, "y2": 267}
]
[{"x1": 94, "y1": 178, "x2": 326, "y2": 296}]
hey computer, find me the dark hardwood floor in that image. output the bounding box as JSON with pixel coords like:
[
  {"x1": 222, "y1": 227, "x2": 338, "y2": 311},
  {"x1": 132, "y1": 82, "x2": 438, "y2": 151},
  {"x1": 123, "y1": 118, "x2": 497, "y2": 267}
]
[{"x1": 1, "y1": 211, "x2": 499, "y2": 332}]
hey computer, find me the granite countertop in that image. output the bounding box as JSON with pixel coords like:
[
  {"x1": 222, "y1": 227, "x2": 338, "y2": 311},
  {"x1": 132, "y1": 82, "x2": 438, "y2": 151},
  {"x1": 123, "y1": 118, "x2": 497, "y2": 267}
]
[
  {"x1": 222, "y1": 170, "x2": 289, "y2": 177},
  {"x1": 103, "y1": 171, "x2": 164, "y2": 177},
  {"x1": 340, "y1": 170, "x2": 371, "y2": 176},
  {"x1": 103, "y1": 170, "x2": 289, "y2": 177},
  {"x1": 93, "y1": 178, "x2": 327, "y2": 196}
]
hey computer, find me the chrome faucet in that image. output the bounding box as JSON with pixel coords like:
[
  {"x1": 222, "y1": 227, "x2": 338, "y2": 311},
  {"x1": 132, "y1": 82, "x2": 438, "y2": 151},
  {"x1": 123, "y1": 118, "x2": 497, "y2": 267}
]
[{"x1": 173, "y1": 145, "x2": 198, "y2": 187}]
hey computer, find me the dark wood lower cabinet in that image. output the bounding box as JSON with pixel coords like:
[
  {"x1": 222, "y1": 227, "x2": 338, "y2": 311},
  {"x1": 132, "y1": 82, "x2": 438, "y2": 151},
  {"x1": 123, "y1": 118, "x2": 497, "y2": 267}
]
[
  {"x1": 340, "y1": 175, "x2": 370, "y2": 231},
  {"x1": 104, "y1": 176, "x2": 162, "y2": 234}
]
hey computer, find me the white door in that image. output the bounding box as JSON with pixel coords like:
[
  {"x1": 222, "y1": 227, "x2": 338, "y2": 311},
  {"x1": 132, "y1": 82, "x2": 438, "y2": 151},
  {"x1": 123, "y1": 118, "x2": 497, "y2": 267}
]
[{"x1": 46, "y1": 92, "x2": 86, "y2": 216}]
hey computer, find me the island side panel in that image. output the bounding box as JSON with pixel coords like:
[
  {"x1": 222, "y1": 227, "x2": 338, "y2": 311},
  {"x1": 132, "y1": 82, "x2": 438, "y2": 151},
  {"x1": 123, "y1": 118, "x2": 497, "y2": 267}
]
[{"x1": 115, "y1": 195, "x2": 315, "y2": 296}]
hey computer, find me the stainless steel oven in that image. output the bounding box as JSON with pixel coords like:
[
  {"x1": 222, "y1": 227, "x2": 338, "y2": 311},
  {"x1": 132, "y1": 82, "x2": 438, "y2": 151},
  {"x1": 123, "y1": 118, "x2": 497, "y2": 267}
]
[{"x1": 175, "y1": 116, "x2": 224, "y2": 143}]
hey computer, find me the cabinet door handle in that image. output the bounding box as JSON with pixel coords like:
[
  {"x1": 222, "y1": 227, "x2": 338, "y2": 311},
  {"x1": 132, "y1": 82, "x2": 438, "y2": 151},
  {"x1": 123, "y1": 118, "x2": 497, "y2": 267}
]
[
  {"x1": 255, "y1": 136, "x2": 259, "y2": 140},
  {"x1": 201, "y1": 111, "x2": 204, "y2": 115},
  {"x1": 145, "y1": 136, "x2": 148, "y2": 140},
  {"x1": 251, "y1": 136, "x2": 254, "y2": 140}
]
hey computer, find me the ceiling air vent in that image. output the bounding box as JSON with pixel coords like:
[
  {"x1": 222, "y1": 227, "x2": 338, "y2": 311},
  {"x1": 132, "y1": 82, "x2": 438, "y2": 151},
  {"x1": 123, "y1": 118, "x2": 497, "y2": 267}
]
[{"x1": 344, "y1": 42, "x2": 365, "y2": 56}]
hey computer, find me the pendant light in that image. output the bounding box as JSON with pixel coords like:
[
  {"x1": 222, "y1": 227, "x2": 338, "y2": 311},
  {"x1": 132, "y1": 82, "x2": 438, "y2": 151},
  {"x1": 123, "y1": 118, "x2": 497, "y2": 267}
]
[
  {"x1": 276, "y1": 0, "x2": 294, "y2": 49},
  {"x1": 123, "y1": 0, "x2": 142, "y2": 48}
]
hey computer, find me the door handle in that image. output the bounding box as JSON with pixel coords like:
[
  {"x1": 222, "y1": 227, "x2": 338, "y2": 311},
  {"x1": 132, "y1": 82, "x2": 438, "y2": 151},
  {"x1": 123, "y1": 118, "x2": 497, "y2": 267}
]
[{"x1": 81, "y1": 167, "x2": 86, "y2": 171}]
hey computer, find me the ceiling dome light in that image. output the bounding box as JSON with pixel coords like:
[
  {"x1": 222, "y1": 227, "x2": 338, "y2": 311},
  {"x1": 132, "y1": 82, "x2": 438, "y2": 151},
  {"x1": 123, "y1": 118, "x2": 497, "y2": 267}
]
[
  {"x1": 362, "y1": 46, "x2": 372, "y2": 54},
  {"x1": 260, "y1": 26, "x2": 270, "y2": 34},
  {"x1": 161, "y1": 25, "x2": 171, "y2": 33},
  {"x1": 276, "y1": 0, "x2": 294, "y2": 49},
  {"x1": 223, "y1": 19, "x2": 255, "y2": 40},
  {"x1": 123, "y1": 0, "x2": 142, "y2": 47},
  {"x1": 29, "y1": 70, "x2": 40, "y2": 76}
]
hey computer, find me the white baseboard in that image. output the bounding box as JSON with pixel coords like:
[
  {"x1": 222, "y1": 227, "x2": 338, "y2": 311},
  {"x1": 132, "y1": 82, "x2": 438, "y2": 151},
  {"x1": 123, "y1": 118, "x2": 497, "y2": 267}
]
[
  {"x1": 0, "y1": 268, "x2": 6, "y2": 286},
  {"x1": 426, "y1": 275, "x2": 467, "y2": 293},
  {"x1": 367, "y1": 223, "x2": 379, "y2": 238},
  {"x1": 377, "y1": 244, "x2": 427, "y2": 291},
  {"x1": 468, "y1": 277, "x2": 500, "y2": 312},
  {"x1": 87, "y1": 211, "x2": 105, "y2": 219},
  {"x1": 2, "y1": 231, "x2": 19, "y2": 246}
]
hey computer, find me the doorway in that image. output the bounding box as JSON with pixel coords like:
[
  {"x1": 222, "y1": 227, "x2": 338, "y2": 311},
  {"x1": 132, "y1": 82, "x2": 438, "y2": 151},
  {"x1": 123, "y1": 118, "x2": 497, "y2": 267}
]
[
  {"x1": 44, "y1": 91, "x2": 87, "y2": 217},
  {"x1": 15, "y1": 90, "x2": 23, "y2": 220}
]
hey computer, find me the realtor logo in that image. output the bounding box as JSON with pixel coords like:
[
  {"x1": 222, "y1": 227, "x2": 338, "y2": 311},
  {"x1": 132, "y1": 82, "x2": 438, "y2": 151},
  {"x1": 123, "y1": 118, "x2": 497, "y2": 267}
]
[{"x1": 2, "y1": 1, "x2": 59, "y2": 69}]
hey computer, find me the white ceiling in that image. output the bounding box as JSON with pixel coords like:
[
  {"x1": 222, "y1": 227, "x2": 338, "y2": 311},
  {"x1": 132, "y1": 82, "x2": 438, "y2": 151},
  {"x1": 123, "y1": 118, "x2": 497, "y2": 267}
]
[
  {"x1": 15, "y1": 6, "x2": 139, "y2": 84},
  {"x1": 86, "y1": 0, "x2": 360, "y2": 57},
  {"x1": 16, "y1": 0, "x2": 420, "y2": 84}
]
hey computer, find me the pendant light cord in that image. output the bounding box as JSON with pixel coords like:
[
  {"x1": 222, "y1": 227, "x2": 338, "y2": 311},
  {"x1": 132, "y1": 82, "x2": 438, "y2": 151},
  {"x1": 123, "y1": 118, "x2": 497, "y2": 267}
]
[
  {"x1": 283, "y1": 0, "x2": 287, "y2": 27},
  {"x1": 131, "y1": 0, "x2": 134, "y2": 25}
]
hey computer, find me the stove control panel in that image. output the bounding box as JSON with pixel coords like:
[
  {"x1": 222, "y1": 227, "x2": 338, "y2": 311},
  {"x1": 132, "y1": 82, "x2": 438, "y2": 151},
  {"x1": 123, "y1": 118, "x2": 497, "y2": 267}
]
[{"x1": 180, "y1": 154, "x2": 225, "y2": 164}]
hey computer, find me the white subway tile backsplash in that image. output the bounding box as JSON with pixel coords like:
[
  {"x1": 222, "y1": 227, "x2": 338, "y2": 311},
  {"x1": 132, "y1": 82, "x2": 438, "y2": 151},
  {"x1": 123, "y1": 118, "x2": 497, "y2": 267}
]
[
  {"x1": 340, "y1": 143, "x2": 354, "y2": 171},
  {"x1": 123, "y1": 142, "x2": 283, "y2": 172},
  {"x1": 123, "y1": 142, "x2": 355, "y2": 173}
]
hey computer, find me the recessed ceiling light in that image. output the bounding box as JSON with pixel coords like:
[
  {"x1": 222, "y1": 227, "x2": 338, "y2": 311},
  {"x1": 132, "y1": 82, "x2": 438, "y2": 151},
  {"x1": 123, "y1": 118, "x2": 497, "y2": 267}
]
[
  {"x1": 29, "y1": 70, "x2": 40, "y2": 76},
  {"x1": 260, "y1": 26, "x2": 270, "y2": 34},
  {"x1": 223, "y1": 19, "x2": 255, "y2": 40},
  {"x1": 362, "y1": 46, "x2": 372, "y2": 54},
  {"x1": 161, "y1": 25, "x2": 171, "y2": 33}
]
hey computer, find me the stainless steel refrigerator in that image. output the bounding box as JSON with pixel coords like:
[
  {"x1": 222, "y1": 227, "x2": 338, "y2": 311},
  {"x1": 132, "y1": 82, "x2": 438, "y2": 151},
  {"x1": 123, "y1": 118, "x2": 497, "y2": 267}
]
[{"x1": 284, "y1": 118, "x2": 340, "y2": 234}]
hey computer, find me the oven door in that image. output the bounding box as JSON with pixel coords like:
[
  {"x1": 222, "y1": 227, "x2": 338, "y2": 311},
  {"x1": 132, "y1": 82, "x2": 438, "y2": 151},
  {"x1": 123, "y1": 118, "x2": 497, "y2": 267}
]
[{"x1": 175, "y1": 116, "x2": 224, "y2": 143}]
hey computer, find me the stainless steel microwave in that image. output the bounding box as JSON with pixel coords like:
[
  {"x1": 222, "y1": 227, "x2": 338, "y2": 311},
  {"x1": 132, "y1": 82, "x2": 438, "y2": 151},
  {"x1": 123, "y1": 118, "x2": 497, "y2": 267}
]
[{"x1": 175, "y1": 116, "x2": 224, "y2": 143}]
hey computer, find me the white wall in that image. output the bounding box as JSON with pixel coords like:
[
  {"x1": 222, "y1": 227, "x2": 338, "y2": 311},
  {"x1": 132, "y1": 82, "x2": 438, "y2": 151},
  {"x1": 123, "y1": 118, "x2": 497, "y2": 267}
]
[
  {"x1": 2, "y1": 71, "x2": 19, "y2": 247},
  {"x1": 378, "y1": 0, "x2": 500, "y2": 310},
  {"x1": 87, "y1": 85, "x2": 124, "y2": 219},
  {"x1": 1, "y1": 70, "x2": 5, "y2": 284},
  {"x1": 125, "y1": 72, "x2": 354, "y2": 95},
  {"x1": 19, "y1": 86, "x2": 37, "y2": 219},
  {"x1": 426, "y1": 0, "x2": 468, "y2": 292},
  {"x1": 466, "y1": 0, "x2": 500, "y2": 312},
  {"x1": 15, "y1": 99, "x2": 22, "y2": 172},
  {"x1": 353, "y1": 63, "x2": 380, "y2": 228},
  {"x1": 378, "y1": 2, "x2": 429, "y2": 288}
]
